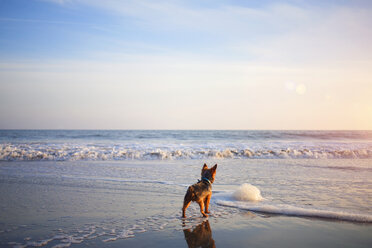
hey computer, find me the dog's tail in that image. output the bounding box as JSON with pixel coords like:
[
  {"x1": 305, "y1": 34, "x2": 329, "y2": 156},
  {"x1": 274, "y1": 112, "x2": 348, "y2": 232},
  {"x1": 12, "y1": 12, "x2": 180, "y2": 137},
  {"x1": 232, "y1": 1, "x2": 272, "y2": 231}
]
[{"x1": 184, "y1": 186, "x2": 195, "y2": 202}]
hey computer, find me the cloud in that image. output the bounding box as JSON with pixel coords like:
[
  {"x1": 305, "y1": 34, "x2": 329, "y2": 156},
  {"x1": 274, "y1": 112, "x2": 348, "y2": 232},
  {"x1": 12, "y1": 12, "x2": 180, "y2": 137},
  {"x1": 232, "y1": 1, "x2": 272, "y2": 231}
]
[
  {"x1": 1, "y1": 53, "x2": 371, "y2": 129},
  {"x1": 41, "y1": 0, "x2": 372, "y2": 64},
  {"x1": 236, "y1": 5, "x2": 372, "y2": 63},
  {"x1": 1, "y1": 1, "x2": 372, "y2": 129}
]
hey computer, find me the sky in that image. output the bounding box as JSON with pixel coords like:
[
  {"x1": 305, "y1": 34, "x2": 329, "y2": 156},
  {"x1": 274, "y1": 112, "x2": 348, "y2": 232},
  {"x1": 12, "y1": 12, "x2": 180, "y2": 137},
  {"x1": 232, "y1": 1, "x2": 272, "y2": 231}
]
[{"x1": 0, "y1": 0, "x2": 371, "y2": 130}]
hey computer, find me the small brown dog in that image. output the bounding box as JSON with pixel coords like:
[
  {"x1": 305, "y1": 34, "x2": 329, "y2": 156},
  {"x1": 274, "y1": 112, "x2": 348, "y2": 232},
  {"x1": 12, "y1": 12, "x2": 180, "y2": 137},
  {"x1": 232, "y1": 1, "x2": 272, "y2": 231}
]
[{"x1": 182, "y1": 163, "x2": 217, "y2": 218}]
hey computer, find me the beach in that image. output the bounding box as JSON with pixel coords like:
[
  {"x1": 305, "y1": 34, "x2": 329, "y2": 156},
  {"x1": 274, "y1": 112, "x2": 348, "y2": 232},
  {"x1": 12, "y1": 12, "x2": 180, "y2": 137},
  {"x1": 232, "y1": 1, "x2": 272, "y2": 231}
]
[
  {"x1": 1, "y1": 159, "x2": 371, "y2": 248},
  {"x1": 0, "y1": 130, "x2": 371, "y2": 247},
  {"x1": 2, "y1": 0, "x2": 372, "y2": 246}
]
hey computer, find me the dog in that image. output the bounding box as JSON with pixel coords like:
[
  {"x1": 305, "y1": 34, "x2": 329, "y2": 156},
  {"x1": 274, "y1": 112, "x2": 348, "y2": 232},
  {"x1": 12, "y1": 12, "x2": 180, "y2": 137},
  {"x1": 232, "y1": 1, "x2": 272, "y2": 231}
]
[{"x1": 182, "y1": 163, "x2": 217, "y2": 218}]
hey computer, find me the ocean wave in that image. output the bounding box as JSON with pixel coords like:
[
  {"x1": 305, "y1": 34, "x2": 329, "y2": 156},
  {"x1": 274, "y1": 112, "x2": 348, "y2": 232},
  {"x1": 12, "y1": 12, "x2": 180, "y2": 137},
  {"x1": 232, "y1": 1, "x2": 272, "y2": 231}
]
[
  {"x1": 2, "y1": 130, "x2": 372, "y2": 142},
  {"x1": 214, "y1": 184, "x2": 372, "y2": 223},
  {"x1": 216, "y1": 200, "x2": 372, "y2": 223},
  {"x1": 1, "y1": 143, "x2": 372, "y2": 161}
]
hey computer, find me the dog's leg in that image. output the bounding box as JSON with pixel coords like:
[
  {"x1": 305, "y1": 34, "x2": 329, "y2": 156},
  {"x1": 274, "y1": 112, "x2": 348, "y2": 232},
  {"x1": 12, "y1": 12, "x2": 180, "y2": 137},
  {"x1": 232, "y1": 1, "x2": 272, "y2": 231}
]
[
  {"x1": 182, "y1": 187, "x2": 194, "y2": 218},
  {"x1": 182, "y1": 199, "x2": 191, "y2": 218},
  {"x1": 197, "y1": 200, "x2": 207, "y2": 217},
  {"x1": 204, "y1": 193, "x2": 211, "y2": 214}
]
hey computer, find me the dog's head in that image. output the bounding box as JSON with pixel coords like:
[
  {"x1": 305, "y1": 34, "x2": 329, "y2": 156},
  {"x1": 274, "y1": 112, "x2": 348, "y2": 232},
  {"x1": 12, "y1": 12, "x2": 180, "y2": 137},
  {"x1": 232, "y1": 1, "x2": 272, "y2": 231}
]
[{"x1": 201, "y1": 163, "x2": 217, "y2": 183}]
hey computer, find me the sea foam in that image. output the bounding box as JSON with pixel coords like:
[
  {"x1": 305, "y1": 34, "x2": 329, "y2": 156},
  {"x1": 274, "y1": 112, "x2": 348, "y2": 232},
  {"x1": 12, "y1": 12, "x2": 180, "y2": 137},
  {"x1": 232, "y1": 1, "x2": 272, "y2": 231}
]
[
  {"x1": 215, "y1": 184, "x2": 372, "y2": 223},
  {"x1": 232, "y1": 183, "x2": 263, "y2": 201},
  {"x1": 1, "y1": 143, "x2": 372, "y2": 161},
  {"x1": 216, "y1": 200, "x2": 372, "y2": 223}
]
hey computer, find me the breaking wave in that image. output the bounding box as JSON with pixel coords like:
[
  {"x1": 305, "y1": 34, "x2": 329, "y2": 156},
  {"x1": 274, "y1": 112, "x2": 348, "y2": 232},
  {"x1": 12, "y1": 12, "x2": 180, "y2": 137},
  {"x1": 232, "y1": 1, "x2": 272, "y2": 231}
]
[{"x1": 1, "y1": 143, "x2": 372, "y2": 161}]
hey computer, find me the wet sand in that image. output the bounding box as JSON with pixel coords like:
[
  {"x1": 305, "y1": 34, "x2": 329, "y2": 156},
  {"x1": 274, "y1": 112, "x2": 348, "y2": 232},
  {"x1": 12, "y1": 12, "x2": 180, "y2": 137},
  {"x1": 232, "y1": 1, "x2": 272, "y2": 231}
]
[{"x1": 0, "y1": 160, "x2": 371, "y2": 247}]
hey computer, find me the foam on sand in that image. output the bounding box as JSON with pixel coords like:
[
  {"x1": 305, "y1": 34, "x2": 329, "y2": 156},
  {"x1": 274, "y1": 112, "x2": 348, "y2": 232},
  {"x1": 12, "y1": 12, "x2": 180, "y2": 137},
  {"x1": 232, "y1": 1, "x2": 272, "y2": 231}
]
[
  {"x1": 216, "y1": 200, "x2": 372, "y2": 223},
  {"x1": 215, "y1": 184, "x2": 372, "y2": 223}
]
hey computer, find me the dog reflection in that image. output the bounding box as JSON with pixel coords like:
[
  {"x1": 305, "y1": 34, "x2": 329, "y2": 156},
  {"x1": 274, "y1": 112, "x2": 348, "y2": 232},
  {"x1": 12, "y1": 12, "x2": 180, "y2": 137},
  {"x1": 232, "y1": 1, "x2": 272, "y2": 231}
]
[{"x1": 183, "y1": 220, "x2": 216, "y2": 248}]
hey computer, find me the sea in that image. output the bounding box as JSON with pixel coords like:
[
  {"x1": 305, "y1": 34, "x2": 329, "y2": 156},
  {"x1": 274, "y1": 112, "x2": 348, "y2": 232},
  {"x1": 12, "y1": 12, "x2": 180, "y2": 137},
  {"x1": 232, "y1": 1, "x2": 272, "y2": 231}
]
[
  {"x1": 1, "y1": 130, "x2": 372, "y2": 161},
  {"x1": 0, "y1": 130, "x2": 371, "y2": 247}
]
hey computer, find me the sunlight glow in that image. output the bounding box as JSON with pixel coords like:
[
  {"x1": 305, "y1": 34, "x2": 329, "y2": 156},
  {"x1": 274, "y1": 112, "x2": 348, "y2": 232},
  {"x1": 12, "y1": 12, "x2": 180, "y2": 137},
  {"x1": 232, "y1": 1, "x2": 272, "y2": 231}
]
[{"x1": 296, "y1": 84, "x2": 307, "y2": 95}]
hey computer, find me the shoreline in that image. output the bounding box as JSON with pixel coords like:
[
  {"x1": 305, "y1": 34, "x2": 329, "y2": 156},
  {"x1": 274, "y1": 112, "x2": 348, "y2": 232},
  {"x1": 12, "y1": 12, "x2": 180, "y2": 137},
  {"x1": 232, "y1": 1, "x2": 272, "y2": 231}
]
[
  {"x1": 0, "y1": 160, "x2": 371, "y2": 247},
  {"x1": 2, "y1": 209, "x2": 372, "y2": 248}
]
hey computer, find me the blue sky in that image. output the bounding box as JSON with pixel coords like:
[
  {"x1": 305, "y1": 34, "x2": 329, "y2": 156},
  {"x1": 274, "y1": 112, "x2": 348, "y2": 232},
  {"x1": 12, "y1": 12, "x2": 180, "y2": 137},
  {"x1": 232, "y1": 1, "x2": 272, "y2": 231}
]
[
  {"x1": 1, "y1": 0, "x2": 369, "y2": 62},
  {"x1": 0, "y1": 0, "x2": 372, "y2": 129}
]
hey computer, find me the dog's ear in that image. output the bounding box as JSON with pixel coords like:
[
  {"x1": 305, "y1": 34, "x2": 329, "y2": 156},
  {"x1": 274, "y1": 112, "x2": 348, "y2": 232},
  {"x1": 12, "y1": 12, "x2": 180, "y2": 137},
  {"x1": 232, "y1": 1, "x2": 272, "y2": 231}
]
[
  {"x1": 202, "y1": 163, "x2": 208, "y2": 170},
  {"x1": 211, "y1": 164, "x2": 217, "y2": 171}
]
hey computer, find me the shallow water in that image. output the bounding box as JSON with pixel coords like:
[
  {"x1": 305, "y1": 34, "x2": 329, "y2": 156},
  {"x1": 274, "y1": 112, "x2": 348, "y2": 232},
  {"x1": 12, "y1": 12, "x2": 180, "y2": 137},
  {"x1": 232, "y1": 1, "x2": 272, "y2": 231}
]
[{"x1": 0, "y1": 159, "x2": 371, "y2": 247}]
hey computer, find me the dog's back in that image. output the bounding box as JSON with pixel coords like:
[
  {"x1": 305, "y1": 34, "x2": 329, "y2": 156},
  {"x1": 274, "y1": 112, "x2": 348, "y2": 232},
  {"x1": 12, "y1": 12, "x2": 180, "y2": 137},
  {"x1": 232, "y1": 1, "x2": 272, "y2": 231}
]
[{"x1": 184, "y1": 181, "x2": 211, "y2": 203}]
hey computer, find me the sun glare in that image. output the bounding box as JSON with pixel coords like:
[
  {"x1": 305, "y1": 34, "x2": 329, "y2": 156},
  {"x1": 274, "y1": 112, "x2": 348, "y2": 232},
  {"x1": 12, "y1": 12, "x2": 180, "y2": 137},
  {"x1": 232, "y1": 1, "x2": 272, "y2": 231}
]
[{"x1": 296, "y1": 84, "x2": 307, "y2": 95}]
